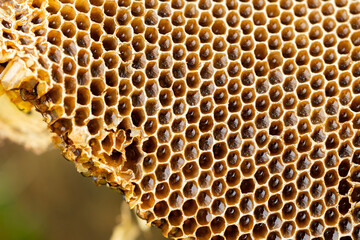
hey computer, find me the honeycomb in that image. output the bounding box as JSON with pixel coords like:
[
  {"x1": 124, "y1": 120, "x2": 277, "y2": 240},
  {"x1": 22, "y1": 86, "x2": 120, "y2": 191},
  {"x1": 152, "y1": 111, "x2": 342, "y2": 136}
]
[{"x1": 1, "y1": 0, "x2": 360, "y2": 239}]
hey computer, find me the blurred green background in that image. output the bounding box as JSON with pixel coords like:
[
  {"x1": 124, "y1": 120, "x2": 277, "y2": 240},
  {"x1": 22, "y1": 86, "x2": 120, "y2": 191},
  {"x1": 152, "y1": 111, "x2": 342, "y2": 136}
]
[{"x1": 0, "y1": 141, "x2": 164, "y2": 240}]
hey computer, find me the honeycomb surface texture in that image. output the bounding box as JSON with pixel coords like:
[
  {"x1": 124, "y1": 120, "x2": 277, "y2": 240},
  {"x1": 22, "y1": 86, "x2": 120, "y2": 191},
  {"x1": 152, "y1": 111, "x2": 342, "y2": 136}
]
[{"x1": 1, "y1": 0, "x2": 360, "y2": 239}]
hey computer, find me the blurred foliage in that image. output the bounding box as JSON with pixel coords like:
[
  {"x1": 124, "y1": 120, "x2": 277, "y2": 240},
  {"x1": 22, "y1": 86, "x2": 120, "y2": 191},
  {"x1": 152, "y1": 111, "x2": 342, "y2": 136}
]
[{"x1": 0, "y1": 141, "x2": 165, "y2": 240}]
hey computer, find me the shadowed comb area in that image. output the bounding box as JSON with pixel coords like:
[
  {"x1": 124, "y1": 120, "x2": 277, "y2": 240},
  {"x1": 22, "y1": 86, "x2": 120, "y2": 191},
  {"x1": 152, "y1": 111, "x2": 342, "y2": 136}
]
[{"x1": 1, "y1": 0, "x2": 360, "y2": 239}]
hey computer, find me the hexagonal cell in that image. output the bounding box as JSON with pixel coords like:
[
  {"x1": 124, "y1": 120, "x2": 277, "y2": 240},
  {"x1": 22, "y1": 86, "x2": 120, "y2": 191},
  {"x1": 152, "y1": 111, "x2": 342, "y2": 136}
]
[
  {"x1": 239, "y1": 215, "x2": 254, "y2": 233},
  {"x1": 253, "y1": 223, "x2": 268, "y2": 239},
  {"x1": 197, "y1": 189, "x2": 212, "y2": 208},
  {"x1": 140, "y1": 192, "x2": 155, "y2": 210},
  {"x1": 182, "y1": 218, "x2": 197, "y2": 236},
  {"x1": 140, "y1": 174, "x2": 156, "y2": 191},
  {"x1": 47, "y1": 30, "x2": 62, "y2": 46},
  {"x1": 154, "y1": 200, "x2": 169, "y2": 218},
  {"x1": 77, "y1": 87, "x2": 90, "y2": 105}
]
